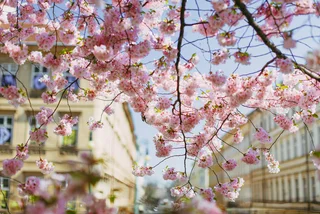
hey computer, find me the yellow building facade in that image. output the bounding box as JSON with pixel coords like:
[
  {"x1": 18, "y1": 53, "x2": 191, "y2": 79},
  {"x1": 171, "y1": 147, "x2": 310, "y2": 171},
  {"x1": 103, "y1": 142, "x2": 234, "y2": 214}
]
[
  {"x1": 212, "y1": 109, "x2": 320, "y2": 214},
  {"x1": 0, "y1": 53, "x2": 137, "y2": 213}
]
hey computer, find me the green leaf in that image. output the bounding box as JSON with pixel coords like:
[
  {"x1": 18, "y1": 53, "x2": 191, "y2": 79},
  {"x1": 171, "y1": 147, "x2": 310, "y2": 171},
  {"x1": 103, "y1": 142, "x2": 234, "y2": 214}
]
[
  {"x1": 276, "y1": 83, "x2": 288, "y2": 90},
  {"x1": 312, "y1": 151, "x2": 320, "y2": 158}
]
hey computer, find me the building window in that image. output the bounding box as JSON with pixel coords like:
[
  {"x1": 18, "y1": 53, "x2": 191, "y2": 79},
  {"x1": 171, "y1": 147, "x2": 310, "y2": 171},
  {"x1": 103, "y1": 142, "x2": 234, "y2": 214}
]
[
  {"x1": 276, "y1": 144, "x2": 280, "y2": 161},
  {"x1": 62, "y1": 122, "x2": 78, "y2": 147},
  {"x1": 310, "y1": 131, "x2": 314, "y2": 152},
  {"x1": 0, "y1": 63, "x2": 17, "y2": 86},
  {"x1": 65, "y1": 71, "x2": 79, "y2": 90},
  {"x1": 270, "y1": 181, "x2": 273, "y2": 201},
  {"x1": 269, "y1": 115, "x2": 272, "y2": 130},
  {"x1": 276, "y1": 180, "x2": 279, "y2": 201},
  {"x1": 311, "y1": 176, "x2": 316, "y2": 201},
  {"x1": 301, "y1": 132, "x2": 306, "y2": 155},
  {"x1": 293, "y1": 137, "x2": 298, "y2": 157},
  {"x1": 282, "y1": 179, "x2": 286, "y2": 201},
  {"x1": 281, "y1": 142, "x2": 285, "y2": 161},
  {"x1": 28, "y1": 116, "x2": 46, "y2": 145},
  {"x1": 295, "y1": 178, "x2": 299, "y2": 202},
  {"x1": 0, "y1": 116, "x2": 13, "y2": 145},
  {"x1": 303, "y1": 178, "x2": 307, "y2": 202},
  {"x1": 0, "y1": 177, "x2": 10, "y2": 209},
  {"x1": 287, "y1": 139, "x2": 291, "y2": 160},
  {"x1": 288, "y1": 179, "x2": 292, "y2": 202},
  {"x1": 318, "y1": 127, "x2": 320, "y2": 148},
  {"x1": 29, "y1": 116, "x2": 40, "y2": 130},
  {"x1": 31, "y1": 64, "x2": 48, "y2": 90}
]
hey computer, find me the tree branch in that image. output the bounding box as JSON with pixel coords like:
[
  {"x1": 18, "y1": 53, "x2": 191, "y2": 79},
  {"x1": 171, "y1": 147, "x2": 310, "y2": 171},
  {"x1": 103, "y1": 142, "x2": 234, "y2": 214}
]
[{"x1": 233, "y1": 0, "x2": 320, "y2": 81}]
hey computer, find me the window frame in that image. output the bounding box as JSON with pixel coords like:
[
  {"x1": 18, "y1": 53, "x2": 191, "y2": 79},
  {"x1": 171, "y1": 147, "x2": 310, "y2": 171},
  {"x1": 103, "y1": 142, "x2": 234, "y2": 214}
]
[
  {"x1": 0, "y1": 115, "x2": 14, "y2": 146},
  {"x1": 60, "y1": 114, "x2": 79, "y2": 147},
  {"x1": 27, "y1": 115, "x2": 46, "y2": 146},
  {"x1": 30, "y1": 64, "x2": 49, "y2": 90},
  {"x1": 0, "y1": 177, "x2": 10, "y2": 209},
  {"x1": 0, "y1": 63, "x2": 17, "y2": 87},
  {"x1": 295, "y1": 178, "x2": 299, "y2": 202},
  {"x1": 311, "y1": 176, "x2": 316, "y2": 201},
  {"x1": 64, "y1": 71, "x2": 79, "y2": 91}
]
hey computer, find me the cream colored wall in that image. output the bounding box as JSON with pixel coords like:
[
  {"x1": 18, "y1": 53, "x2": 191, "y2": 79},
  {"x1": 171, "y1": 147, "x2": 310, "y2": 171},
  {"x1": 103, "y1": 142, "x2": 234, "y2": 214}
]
[
  {"x1": 91, "y1": 99, "x2": 136, "y2": 208},
  {"x1": 0, "y1": 57, "x2": 137, "y2": 212},
  {"x1": 213, "y1": 109, "x2": 320, "y2": 212}
]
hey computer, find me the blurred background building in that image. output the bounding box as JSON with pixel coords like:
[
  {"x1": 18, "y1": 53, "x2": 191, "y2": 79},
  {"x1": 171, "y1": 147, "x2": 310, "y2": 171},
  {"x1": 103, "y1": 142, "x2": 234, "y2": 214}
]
[
  {"x1": 211, "y1": 108, "x2": 320, "y2": 214},
  {"x1": 0, "y1": 51, "x2": 137, "y2": 212}
]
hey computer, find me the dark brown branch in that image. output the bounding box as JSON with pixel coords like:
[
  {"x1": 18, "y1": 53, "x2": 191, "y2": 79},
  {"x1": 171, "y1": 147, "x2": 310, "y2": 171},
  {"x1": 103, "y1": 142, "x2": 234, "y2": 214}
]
[
  {"x1": 233, "y1": 0, "x2": 320, "y2": 81},
  {"x1": 175, "y1": 0, "x2": 188, "y2": 175}
]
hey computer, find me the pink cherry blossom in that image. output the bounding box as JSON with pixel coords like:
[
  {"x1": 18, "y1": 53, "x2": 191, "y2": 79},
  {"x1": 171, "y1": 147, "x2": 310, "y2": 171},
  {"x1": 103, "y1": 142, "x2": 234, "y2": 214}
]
[
  {"x1": 214, "y1": 177, "x2": 244, "y2": 202},
  {"x1": 16, "y1": 144, "x2": 29, "y2": 160},
  {"x1": 36, "y1": 158, "x2": 54, "y2": 174},
  {"x1": 254, "y1": 127, "x2": 272, "y2": 144},
  {"x1": 0, "y1": 0, "x2": 319, "y2": 209},
  {"x1": 163, "y1": 167, "x2": 178, "y2": 180},
  {"x1": 233, "y1": 51, "x2": 251, "y2": 65},
  {"x1": 222, "y1": 159, "x2": 237, "y2": 171},
  {"x1": 206, "y1": 70, "x2": 227, "y2": 86},
  {"x1": 92, "y1": 45, "x2": 113, "y2": 61},
  {"x1": 35, "y1": 32, "x2": 56, "y2": 51},
  {"x1": 283, "y1": 32, "x2": 296, "y2": 49},
  {"x1": 54, "y1": 114, "x2": 78, "y2": 136},
  {"x1": 262, "y1": 149, "x2": 280, "y2": 173},
  {"x1": 35, "y1": 107, "x2": 53, "y2": 126},
  {"x1": 234, "y1": 128, "x2": 244, "y2": 144},
  {"x1": 171, "y1": 186, "x2": 195, "y2": 198},
  {"x1": 274, "y1": 115, "x2": 296, "y2": 131},
  {"x1": 276, "y1": 58, "x2": 294, "y2": 74},
  {"x1": 217, "y1": 31, "x2": 237, "y2": 46},
  {"x1": 30, "y1": 128, "x2": 48, "y2": 143},
  {"x1": 198, "y1": 149, "x2": 213, "y2": 168},
  {"x1": 211, "y1": 49, "x2": 229, "y2": 65},
  {"x1": 191, "y1": 196, "x2": 222, "y2": 214},
  {"x1": 242, "y1": 148, "x2": 260, "y2": 165},
  {"x1": 0, "y1": 86, "x2": 26, "y2": 107},
  {"x1": 2, "y1": 42, "x2": 28, "y2": 64},
  {"x1": 154, "y1": 133, "x2": 172, "y2": 157},
  {"x1": 18, "y1": 176, "x2": 40, "y2": 196},
  {"x1": 199, "y1": 188, "x2": 215, "y2": 202},
  {"x1": 87, "y1": 117, "x2": 104, "y2": 131},
  {"x1": 160, "y1": 20, "x2": 178, "y2": 35},
  {"x1": 132, "y1": 165, "x2": 154, "y2": 177},
  {"x1": 2, "y1": 159, "x2": 23, "y2": 176}
]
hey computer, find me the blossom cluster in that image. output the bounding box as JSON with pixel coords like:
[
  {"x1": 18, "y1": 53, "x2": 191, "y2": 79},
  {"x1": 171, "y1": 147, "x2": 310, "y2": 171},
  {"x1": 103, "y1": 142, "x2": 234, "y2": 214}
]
[
  {"x1": 254, "y1": 127, "x2": 272, "y2": 144},
  {"x1": 170, "y1": 186, "x2": 196, "y2": 198},
  {"x1": 132, "y1": 165, "x2": 154, "y2": 177},
  {"x1": 36, "y1": 158, "x2": 54, "y2": 174},
  {"x1": 222, "y1": 159, "x2": 237, "y2": 171},
  {"x1": 214, "y1": 177, "x2": 245, "y2": 202},
  {"x1": 242, "y1": 148, "x2": 260, "y2": 165},
  {"x1": 163, "y1": 167, "x2": 187, "y2": 182},
  {"x1": 263, "y1": 150, "x2": 280, "y2": 174},
  {"x1": 53, "y1": 114, "x2": 78, "y2": 136},
  {"x1": 0, "y1": 0, "x2": 320, "y2": 211}
]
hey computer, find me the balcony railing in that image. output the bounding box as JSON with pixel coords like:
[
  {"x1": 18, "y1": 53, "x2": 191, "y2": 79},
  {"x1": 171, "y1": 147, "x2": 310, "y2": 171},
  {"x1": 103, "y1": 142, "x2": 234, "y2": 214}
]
[
  {"x1": 59, "y1": 146, "x2": 78, "y2": 155},
  {"x1": 29, "y1": 145, "x2": 46, "y2": 155},
  {"x1": 0, "y1": 145, "x2": 13, "y2": 154},
  {"x1": 251, "y1": 199, "x2": 320, "y2": 204}
]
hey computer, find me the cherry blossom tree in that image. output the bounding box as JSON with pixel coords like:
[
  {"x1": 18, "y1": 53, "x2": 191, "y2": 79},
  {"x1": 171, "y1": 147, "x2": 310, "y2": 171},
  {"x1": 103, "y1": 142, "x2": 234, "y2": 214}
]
[{"x1": 0, "y1": 0, "x2": 320, "y2": 213}]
